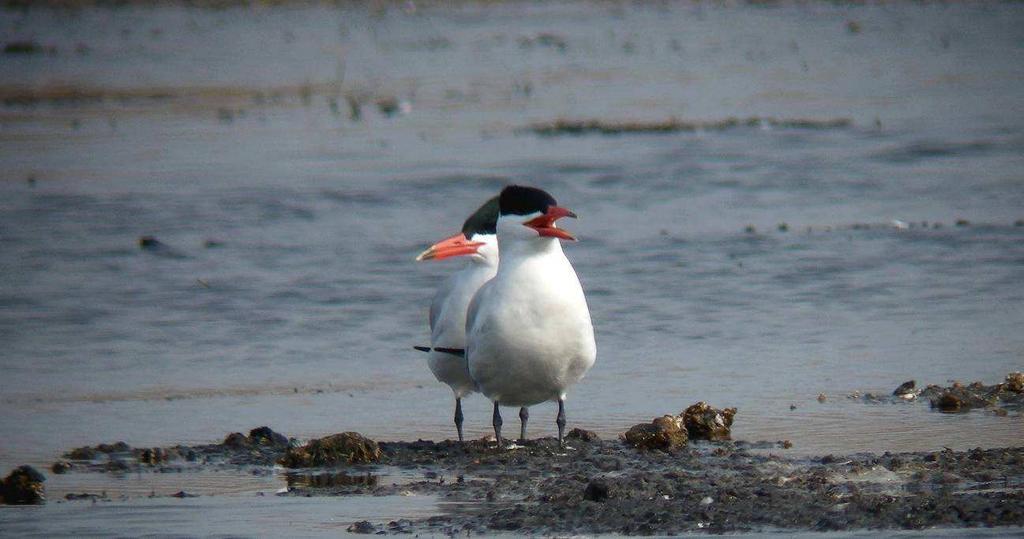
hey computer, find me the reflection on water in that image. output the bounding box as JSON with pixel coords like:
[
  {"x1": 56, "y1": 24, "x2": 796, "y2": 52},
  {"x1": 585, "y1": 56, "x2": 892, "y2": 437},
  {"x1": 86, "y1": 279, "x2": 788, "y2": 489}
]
[{"x1": 285, "y1": 470, "x2": 380, "y2": 490}]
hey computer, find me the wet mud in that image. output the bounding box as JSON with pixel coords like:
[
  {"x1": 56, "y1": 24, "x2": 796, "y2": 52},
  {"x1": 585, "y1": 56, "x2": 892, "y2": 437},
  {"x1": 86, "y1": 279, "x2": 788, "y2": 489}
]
[
  {"x1": 294, "y1": 440, "x2": 1024, "y2": 535},
  {"x1": 25, "y1": 415, "x2": 1023, "y2": 534}
]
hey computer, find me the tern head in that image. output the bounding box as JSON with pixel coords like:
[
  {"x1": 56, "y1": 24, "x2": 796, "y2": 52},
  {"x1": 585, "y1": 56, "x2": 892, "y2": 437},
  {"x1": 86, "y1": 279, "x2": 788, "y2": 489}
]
[
  {"x1": 497, "y1": 185, "x2": 577, "y2": 242},
  {"x1": 416, "y1": 196, "x2": 499, "y2": 263}
]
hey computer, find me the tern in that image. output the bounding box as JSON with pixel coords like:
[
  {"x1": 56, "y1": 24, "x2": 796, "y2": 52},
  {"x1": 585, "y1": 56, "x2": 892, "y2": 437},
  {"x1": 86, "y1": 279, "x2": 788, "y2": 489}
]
[
  {"x1": 466, "y1": 185, "x2": 596, "y2": 446},
  {"x1": 416, "y1": 197, "x2": 500, "y2": 442}
]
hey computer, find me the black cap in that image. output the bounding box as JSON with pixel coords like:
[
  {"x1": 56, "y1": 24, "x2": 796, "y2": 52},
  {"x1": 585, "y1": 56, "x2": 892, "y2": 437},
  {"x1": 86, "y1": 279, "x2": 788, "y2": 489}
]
[
  {"x1": 462, "y1": 196, "x2": 499, "y2": 237},
  {"x1": 498, "y1": 185, "x2": 557, "y2": 217}
]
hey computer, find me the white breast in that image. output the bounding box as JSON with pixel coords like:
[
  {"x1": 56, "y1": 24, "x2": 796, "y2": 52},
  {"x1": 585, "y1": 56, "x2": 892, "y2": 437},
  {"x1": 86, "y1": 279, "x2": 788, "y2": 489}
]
[{"x1": 466, "y1": 240, "x2": 596, "y2": 407}]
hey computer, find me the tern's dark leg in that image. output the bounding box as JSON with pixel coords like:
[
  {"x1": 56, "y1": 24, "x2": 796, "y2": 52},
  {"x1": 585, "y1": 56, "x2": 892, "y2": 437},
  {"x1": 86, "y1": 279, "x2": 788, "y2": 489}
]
[
  {"x1": 556, "y1": 398, "x2": 567, "y2": 446},
  {"x1": 492, "y1": 401, "x2": 503, "y2": 446},
  {"x1": 519, "y1": 407, "x2": 529, "y2": 442},
  {"x1": 454, "y1": 397, "x2": 464, "y2": 442}
]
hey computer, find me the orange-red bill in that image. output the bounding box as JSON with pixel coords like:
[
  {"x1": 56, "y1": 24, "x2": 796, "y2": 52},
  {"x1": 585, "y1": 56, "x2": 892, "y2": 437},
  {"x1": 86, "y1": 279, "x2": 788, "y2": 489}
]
[
  {"x1": 415, "y1": 232, "x2": 486, "y2": 261},
  {"x1": 524, "y1": 205, "x2": 577, "y2": 241}
]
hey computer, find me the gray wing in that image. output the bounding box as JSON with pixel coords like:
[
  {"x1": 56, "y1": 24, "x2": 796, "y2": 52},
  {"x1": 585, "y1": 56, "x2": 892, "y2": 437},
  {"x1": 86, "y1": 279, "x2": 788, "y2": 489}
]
[
  {"x1": 464, "y1": 277, "x2": 492, "y2": 339},
  {"x1": 428, "y1": 273, "x2": 460, "y2": 335}
]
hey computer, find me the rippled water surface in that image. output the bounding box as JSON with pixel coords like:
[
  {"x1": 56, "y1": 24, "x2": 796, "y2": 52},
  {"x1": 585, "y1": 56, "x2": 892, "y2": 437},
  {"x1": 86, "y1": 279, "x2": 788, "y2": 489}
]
[{"x1": 1, "y1": 0, "x2": 1023, "y2": 533}]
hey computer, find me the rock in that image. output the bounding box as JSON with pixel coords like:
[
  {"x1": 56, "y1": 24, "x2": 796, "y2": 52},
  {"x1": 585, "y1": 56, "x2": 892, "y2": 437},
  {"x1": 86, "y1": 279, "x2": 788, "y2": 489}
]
[
  {"x1": 3, "y1": 41, "x2": 42, "y2": 54},
  {"x1": 96, "y1": 442, "x2": 130, "y2": 454},
  {"x1": 278, "y1": 433, "x2": 382, "y2": 468},
  {"x1": 223, "y1": 432, "x2": 250, "y2": 449},
  {"x1": 1, "y1": 466, "x2": 46, "y2": 505},
  {"x1": 347, "y1": 520, "x2": 376, "y2": 534},
  {"x1": 105, "y1": 459, "x2": 131, "y2": 473},
  {"x1": 893, "y1": 380, "x2": 917, "y2": 399},
  {"x1": 51, "y1": 461, "x2": 71, "y2": 474},
  {"x1": 345, "y1": 94, "x2": 362, "y2": 121},
  {"x1": 681, "y1": 402, "x2": 736, "y2": 441},
  {"x1": 64, "y1": 441, "x2": 130, "y2": 460},
  {"x1": 376, "y1": 96, "x2": 400, "y2": 117},
  {"x1": 216, "y1": 107, "x2": 234, "y2": 123},
  {"x1": 138, "y1": 236, "x2": 162, "y2": 249},
  {"x1": 566, "y1": 428, "x2": 599, "y2": 442},
  {"x1": 1005, "y1": 372, "x2": 1024, "y2": 393},
  {"x1": 935, "y1": 393, "x2": 963, "y2": 412},
  {"x1": 249, "y1": 426, "x2": 289, "y2": 447},
  {"x1": 65, "y1": 492, "x2": 103, "y2": 501},
  {"x1": 519, "y1": 32, "x2": 568, "y2": 51},
  {"x1": 65, "y1": 446, "x2": 98, "y2": 460},
  {"x1": 135, "y1": 447, "x2": 170, "y2": 465},
  {"x1": 583, "y1": 479, "x2": 610, "y2": 502},
  {"x1": 622, "y1": 415, "x2": 688, "y2": 451}
]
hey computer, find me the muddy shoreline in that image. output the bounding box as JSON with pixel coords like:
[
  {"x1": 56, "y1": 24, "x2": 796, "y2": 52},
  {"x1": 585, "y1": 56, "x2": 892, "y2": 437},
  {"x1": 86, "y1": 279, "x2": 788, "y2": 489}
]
[
  {"x1": 26, "y1": 433, "x2": 1024, "y2": 535},
  {"x1": 21, "y1": 373, "x2": 1023, "y2": 536},
  {"x1": 6, "y1": 375, "x2": 1021, "y2": 534}
]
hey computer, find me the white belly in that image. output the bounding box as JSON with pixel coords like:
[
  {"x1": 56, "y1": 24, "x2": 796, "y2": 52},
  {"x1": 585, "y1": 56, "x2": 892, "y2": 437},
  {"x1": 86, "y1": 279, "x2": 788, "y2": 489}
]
[{"x1": 467, "y1": 250, "x2": 596, "y2": 407}]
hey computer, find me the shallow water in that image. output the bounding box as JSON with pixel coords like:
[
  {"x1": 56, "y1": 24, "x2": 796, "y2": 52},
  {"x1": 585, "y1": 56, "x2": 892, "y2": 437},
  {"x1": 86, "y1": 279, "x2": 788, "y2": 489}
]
[{"x1": 1, "y1": 0, "x2": 1023, "y2": 533}]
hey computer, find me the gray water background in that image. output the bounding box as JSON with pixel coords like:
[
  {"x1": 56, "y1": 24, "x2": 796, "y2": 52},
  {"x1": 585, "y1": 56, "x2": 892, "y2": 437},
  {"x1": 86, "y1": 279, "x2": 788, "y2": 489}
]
[{"x1": 0, "y1": 0, "x2": 1023, "y2": 524}]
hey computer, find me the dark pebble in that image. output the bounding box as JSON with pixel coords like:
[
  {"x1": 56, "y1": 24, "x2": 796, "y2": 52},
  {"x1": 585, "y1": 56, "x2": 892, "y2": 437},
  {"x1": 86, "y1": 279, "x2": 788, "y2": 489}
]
[
  {"x1": 566, "y1": 428, "x2": 599, "y2": 442},
  {"x1": 249, "y1": 426, "x2": 289, "y2": 447},
  {"x1": 1, "y1": 465, "x2": 46, "y2": 505},
  {"x1": 583, "y1": 479, "x2": 610, "y2": 502},
  {"x1": 223, "y1": 432, "x2": 250, "y2": 449},
  {"x1": 4, "y1": 41, "x2": 42, "y2": 54},
  {"x1": 348, "y1": 520, "x2": 376, "y2": 534},
  {"x1": 893, "y1": 380, "x2": 916, "y2": 396},
  {"x1": 138, "y1": 236, "x2": 162, "y2": 249}
]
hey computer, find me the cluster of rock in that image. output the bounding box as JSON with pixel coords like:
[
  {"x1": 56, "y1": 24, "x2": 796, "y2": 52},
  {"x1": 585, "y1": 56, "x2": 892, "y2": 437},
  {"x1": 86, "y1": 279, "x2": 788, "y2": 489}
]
[
  {"x1": 925, "y1": 372, "x2": 1024, "y2": 413},
  {"x1": 852, "y1": 372, "x2": 1023, "y2": 413},
  {"x1": 886, "y1": 372, "x2": 1024, "y2": 412},
  {"x1": 622, "y1": 401, "x2": 737, "y2": 451}
]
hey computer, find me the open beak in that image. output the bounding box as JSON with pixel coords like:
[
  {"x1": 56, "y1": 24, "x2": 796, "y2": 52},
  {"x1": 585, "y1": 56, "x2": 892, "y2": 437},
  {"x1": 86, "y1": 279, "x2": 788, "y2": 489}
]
[
  {"x1": 415, "y1": 232, "x2": 485, "y2": 261},
  {"x1": 524, "y1": 205, "x2": 578, "y2": 241}
]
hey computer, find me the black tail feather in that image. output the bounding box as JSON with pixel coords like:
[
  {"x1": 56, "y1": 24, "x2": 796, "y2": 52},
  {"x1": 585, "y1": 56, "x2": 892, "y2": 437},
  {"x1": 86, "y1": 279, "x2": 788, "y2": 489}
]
[{"x1": 412, "y1": 346, "x2": 465, "y2": 357}]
